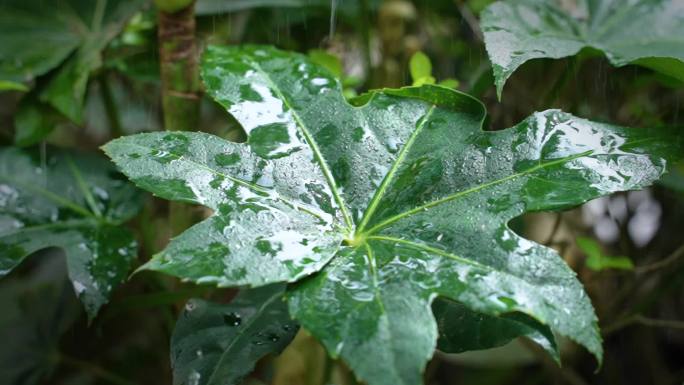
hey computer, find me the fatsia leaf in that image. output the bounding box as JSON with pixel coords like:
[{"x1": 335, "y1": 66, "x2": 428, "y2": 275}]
[
  {"x1": 0, "y1": 147, "x2": 143, "y2": 319},
  {"x1": 171, "y1": 285, "x2": 298, "y2": 385},
  {"x1": 0, "y1": 0, "x2": 145, "y2": 123},
  {"x1": 481, "y1": 0, "x2": 684, "y2": 98},
  {"x1": 104, "y1": 45, "x2": 683, "y2": 385}
]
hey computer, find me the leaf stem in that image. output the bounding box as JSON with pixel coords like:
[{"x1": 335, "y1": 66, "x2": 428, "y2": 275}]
[{"x1": 356, "y1": 105, "x2": 435, "y2": 233}]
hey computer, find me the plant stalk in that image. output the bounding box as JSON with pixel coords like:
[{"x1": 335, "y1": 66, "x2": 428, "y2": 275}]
[
  {"x1": 156, "y1": 0, "x2": 201, "y2": 235},
  {"x1": 157, "y1": 0, "x2": 200, "y2": 132}
]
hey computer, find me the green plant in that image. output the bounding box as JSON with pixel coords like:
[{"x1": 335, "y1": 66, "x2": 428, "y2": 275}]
[{"x1": 102, "y1": 45, "x2": 681, "y2": 385}]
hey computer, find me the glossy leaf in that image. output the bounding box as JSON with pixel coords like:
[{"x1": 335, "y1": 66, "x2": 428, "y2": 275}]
[
  {"x1": 105, "y1": 45, "x2": 683, "y2": 385},
  {"x1": 171, "y1": 285, "x2": 298, "y2": 385},
  {"x1": 481, "y1": 0, "x2": 684, "y2": 97},
  {"x1": 0, "y1": 147, "x2": 143, "y2": 318},
  {"x1": 0, "y1": 0, "x2": 145, "y2": 123}
]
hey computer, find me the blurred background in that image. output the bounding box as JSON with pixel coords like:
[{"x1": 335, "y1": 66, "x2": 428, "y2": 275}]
[{"x1": 1, "y1": 0, "x2": 683, "y2": 384}]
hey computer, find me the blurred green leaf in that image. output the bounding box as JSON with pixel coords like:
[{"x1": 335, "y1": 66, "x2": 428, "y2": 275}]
[
  {"x1": 171, "y1": 285, "x2": 298, "y2": 385},
  {"x1": 13, "y1": 95, "x2": 63, "y2": 147},
  {"x1": 660, "y1": 161, "x2": 684, "y2": 193},
  {"x1": 577, "y1": 237, "x2": 634, "y2": 271},
  {"x1": 438, "y1": 78, "x2": 460, "y2": 89},
  {"x1": 0, "y1": 253, "x2": 81, "y2": 385},
  {"x1": 0, "y1": 0, "x2": 146, "y2": 123},
  {"x1": 0, "y1": 80, "x2": 28, "y2": 92},
  {"x1": 0, "y1": 147, "x2": 144, "y2": 319},
  {"x1": 409, "y1": 51, "x2": 433, "y2": 85},
  {"x1": 308, "y1": 49, "x2": 343, "y2": 79}
]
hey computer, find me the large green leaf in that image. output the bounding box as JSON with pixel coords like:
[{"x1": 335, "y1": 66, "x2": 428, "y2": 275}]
[
  {"x1": 104, "y1": 45, "x2": 683, "y2": 385},
  {"x1": 0, "y1": 0, "x2": 145, "y2": 123},
  {"x1": 0, "y1": 147, "x2": 143, "y2": 318},
  {"x1": 481, "y1": 0, "x2": 684, "y2": 98},
  {"x1": 171, "y1": 285, "x2": 298, "y2": 385}
]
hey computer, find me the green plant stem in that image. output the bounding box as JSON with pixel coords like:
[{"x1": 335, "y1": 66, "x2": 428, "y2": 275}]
[
  {"x1": 157, "y1": 1, "x2": 200, "y2": 132},
  {"x1": 60, "y1": 354, "x2": 135, "y2": 385},
  {"x1": 99, "y1": 74, "x2": 123, "y2": 138},
  {"x1": 156, "y1": 0, "x2": 201, "y2": 234}
]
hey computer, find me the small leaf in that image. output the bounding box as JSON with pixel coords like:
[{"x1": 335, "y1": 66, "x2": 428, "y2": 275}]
[
  {"x1": 409, "y1": 51, "x2": 433, "y2": 84},
  {"x1": 171, "y1": 285, "x2": 298, "y2": 385},
  {"x1": 577, "y1": 237, "x2": 634, "y2": 271},
  {"x1": 481, "y1": 0, "x2": 684, "y2": 98},
  {"x1": 106, "y1": 45, "x2": 684, "y2": 385},
  {"x1": 308, "y1": 49, "x2": 343, "y2": 79},
  {"x1": 0, "y1": 80, "x2": 28, "y2": 92},
  {"x1": 0, "y1": 147, "x2": 143, "y2": 319}
]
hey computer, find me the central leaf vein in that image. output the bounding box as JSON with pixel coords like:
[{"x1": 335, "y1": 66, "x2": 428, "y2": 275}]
[
  {"x1": 357, "y1": 105, "x2": 436, "y2": 233},
  {"x1": 364, "y1": 150, "x2": 594, "y2": 234},
  {"x1": 246, "y1": 58, "x2": 355, "y2": 231}
]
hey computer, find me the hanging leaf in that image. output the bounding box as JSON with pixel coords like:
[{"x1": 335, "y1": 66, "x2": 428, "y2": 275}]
[
  {"x1": 171, "y1": 284, "x2": 298, "y2": 385},
  {"x1": 433, "y1": 298, "x2": 558, "y2": 360},
  {"x1": 104, "y1": 45, "x2": 683, "y2": 385},
  {"x1": 481, "y1": 0, "x2": 684, "y2": 98},
  {"x1": 0, "y1": 147, "x2": 144, "y2": 319},
  {"x1": 0, "y1": 0, "x2": 146, "y2": 124}
]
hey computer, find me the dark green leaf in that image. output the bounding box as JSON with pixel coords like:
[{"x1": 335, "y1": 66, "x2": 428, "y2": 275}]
[
  {"x1": 481, "y1": 0, "x2": 684, "y2": 97},
  {"x1": 0, "y1": 0, "x2": 145, "y2": 123},
  {"x1": 105, "y1": 45, "x2": 684, "y2": 385},
  {"x1": 171, "y1": 285, "x2": 298, "y2": 385},
  {"x1": 0, "y1": 252, "x2": 81, "y2": 385},
  {"x1": 433, "y1": 298, "x2": 558, "y2": 361},
  {"x1": 0, "y1": 147, "x2": 144, "y2": 318},
  {"x1": 13, "y1": 94, "x2": 63, "y2": 147}
]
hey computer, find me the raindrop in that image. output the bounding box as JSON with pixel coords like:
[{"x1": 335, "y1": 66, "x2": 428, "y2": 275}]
[
  {"x1": 185, "y1": 301, "x2": 196, "y2": 312},
  {"x1": 223, "y1": 312, "x2": 242, "y2": 326}
]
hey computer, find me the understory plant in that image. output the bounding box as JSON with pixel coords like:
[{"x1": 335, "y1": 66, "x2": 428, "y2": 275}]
[{"x1": 1, "y1": 1, "x2": 683, "y2": 385}]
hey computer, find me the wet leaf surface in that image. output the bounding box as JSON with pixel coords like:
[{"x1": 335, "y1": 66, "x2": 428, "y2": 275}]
[
  {"x1": 104, "y1": 45, "x2": 683, "y2": 385},
  {"x1": 0, "y1": 147, "x2": 143, "y2": 319},
  {"x1": 481, "y1": 0, "x2": 684, "y2": 97},
  {"x1": 171, "y1": 284, "x2": 297, "y2": 385}
]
